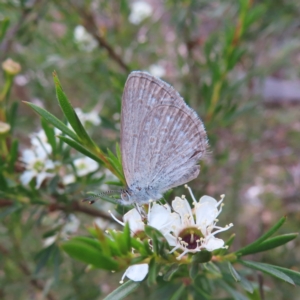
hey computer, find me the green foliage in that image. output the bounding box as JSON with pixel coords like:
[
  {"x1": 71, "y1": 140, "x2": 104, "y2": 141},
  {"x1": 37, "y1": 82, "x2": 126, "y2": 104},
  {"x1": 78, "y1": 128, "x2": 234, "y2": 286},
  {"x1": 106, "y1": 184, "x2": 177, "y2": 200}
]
[
  {"x1": 103, "y1": 281, "x2": 140, "y2": 300},
  {"x1": 0, "y1": 0, "x2": 299, "y2": 299}
]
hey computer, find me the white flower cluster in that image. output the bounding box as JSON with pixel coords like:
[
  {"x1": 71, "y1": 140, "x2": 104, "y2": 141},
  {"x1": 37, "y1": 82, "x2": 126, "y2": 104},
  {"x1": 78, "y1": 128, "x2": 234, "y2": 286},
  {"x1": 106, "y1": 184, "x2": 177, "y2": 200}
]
[
  {"x1": 20, "y1": 129, "x2": 57, "y2": 188},
  {"x1": 110, "y1": 185, "x2": 233, "y2": 283},
  {"x1": 20, "y1": 108, "x2": 101, "y2": 188}
]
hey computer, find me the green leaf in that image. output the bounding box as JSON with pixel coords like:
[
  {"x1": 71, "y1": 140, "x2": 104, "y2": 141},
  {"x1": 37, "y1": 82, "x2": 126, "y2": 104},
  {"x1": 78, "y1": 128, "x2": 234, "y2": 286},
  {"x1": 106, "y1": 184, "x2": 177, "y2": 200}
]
[
  {"x1": 228, "y1": 262, "x2": 241, "y2": 282},
  {"x1": 190, "y1": 261, "x2": 200, "y2": 280},
  {"x1": 94, "y1": 224, "x2": 111, "y2": 256},
  {"x1": 35, "y1": 244, "x2": 56, "y2": 274},
  {"x1": 272, "y1": 266, "x2": 300, "y2": 286},
  {"x1": 0, "y1": 18, "x2": 10, "y2": 43},
  {"x1": 41, "y1": 118, "x2": 57, "y2": 155},
  {"x1": 218, "y1": 280, "x2": 249, "y2": 300},
  {"x1": 121, "y1": 222, "x2": 131, "y2": 254},
  {"x1": 8, "y1": 101, "x2": 18, "y2": 132},
  {"x1": 237, "y1": 233, "x2": 298, "y2": 256},
  {"x1": 163, "y1": 264, "x2": 179, "y2": 281},
  {"x1": 144, "y1": 225, "x2": 165, "y2": 254},
  {"x1": 0, "y1": 173, "x2": 8, "y2": 191},
  {"x1": 239, "y1": 260, "x2": 294, "y2": 285},
  {"x1": 192, "y1": 251, "x2": 212, "y2": 263},
  {"x1": 57, "y1": 135, "x2": 103, "y2": 165},
  {"x1": 71, "y1": 236, "x2": 102, "y2": 251},
  {"x1": 170, "y1": 284, "x2": 185, "y2": 300},
  {"x1": 236, "y1": 216, "x2": 286, "y2": 256},
  {"x1": 24, "y1": 102, "x2": 79, "y2": 142},
  {"x1": 53, "y1": 72, "x2": 96, "y2": 149},
  {"x1": 61, "y1": 240, "x2": 118, "y2": 270},
  {"x1": 107, "y1": 148, "x2": 124, "y2": 179},
  {"x1": 147, "y1": 257, "x2": 158, "y2": 286},
  {"x1": 203, "y1": 262, "x2": 221, "y2": 276},
  {"x1": 239, "y1": 275, "x2": 254, "y2": 294},
  {"x1": 52, "y1": 245, "x2": 62, "y2": 283},
  {"x1": 8, "y1": 139, "x2": 18, "y2": 172},
  {"x1": 103, "y1": 280, "x2": 140, "y2": 300}
]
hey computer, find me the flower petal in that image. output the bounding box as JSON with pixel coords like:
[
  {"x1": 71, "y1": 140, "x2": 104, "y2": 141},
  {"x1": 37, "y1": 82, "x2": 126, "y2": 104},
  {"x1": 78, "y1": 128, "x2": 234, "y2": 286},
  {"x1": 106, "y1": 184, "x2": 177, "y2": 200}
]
[
  {"x1": 123, "y1": 208, "x2": 144, "y2": 233},
  {"x1": 123, "y1": 264, "x2": 149, "y2": 282},
  {"x1": 204, "y1": 237, "x2": 224, "y2": 251},
  {"x1": 20, "y1": 170, "x2": 36, "y2": 185},
  {"x1": 195, "y1": 202, "x2": 219, "y2": 232},
  {"x1": 172, "y1": 197, "x2": 194, "y2": 226},
  {"x1": 36, "y1": 172, "x2": 54, "y2": 188},
  {"x1": 148, "y1": 204, "x2": 171, "y2": 231},
  {"x1": 22, "y1": 149, "x2": 36, "y2": 164},
  {"x1": 199, "y1": 195, "x2": 218, "y2": 206}
]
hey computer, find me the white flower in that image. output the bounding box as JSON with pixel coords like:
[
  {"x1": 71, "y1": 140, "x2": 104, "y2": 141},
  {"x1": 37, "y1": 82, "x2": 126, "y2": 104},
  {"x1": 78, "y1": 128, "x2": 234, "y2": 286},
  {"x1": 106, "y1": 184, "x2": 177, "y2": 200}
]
[
  {"x1": 129, "y1": 1, "x2": 153, "y2": 25},
  {"x1": 30, "y1": 129, "x2": 52, "y2": 154},
  {"x1": 120, "y1": 264, "x2": 149, "y2": 283},
  {"x1": 166, "y1": 185, "x2": 233, "y2": 259},
  {"x1": 73, "y1": 157, "x2": 99, "y2": 177},
  {"x1": 74, "y1": 25, "x2": 97, "y2": 52},
  {"x1": 20, "y1": 147, "x2": 56, "y2": 188},
  {"x1": 109, "y1": 188, "x2": 233, "y2": 281},
  {"x1": 74, "y1": 107, "x2": 101, "y2": 127},
  {"x1": 148, "y1": 64, "x2": 166, "y2": 78}
]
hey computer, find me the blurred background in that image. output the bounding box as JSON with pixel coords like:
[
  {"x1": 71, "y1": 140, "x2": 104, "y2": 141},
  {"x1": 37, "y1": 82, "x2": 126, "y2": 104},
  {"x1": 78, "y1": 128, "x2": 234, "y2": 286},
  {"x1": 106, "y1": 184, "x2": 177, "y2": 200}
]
[{"x1": 0, "y1": 0, "x2": 299, "y2": 299}]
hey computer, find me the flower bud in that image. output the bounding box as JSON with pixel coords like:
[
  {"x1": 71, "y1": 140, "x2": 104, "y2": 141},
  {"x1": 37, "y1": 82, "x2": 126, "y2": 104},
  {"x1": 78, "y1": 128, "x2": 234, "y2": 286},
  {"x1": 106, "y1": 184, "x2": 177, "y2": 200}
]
[
  {"x1": 2, "y1": 58, "x2": 21, "y2": 75},
  {"x1": 0, "y1": 121, "x2": 10, "y2": 136}
]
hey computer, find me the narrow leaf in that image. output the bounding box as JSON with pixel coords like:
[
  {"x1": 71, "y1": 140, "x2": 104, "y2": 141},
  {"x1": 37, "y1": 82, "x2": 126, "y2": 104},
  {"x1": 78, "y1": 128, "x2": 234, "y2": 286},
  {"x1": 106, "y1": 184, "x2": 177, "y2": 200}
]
[
  {"x1": 41, "y1": 118, "x2": 57, "y2": 155},
  {"x1": 35, "y1": 244, "x2": 56, "y2": 274},
  {"x1": 62, "y1": 240, "x2": 118, "y2": 270},
  {"x1": 147, "y1": 257, "x2": 158, "y2": 285},
  {"x1": 57, "y1": 136, "x2": 103, "y2": 165},
  {"x1": 272, "y1": 266, "x2": 300, "y2": 286},
  {"x1": 239, "y1": 260, "x2": 294, "y2": 285},
  {"x1": 103, "y1": 280, "x2": 140, "y2": 300},
  {"x1": 53, "y1": 72, "x2": 96, "y2": 149},
  {"x1": 239, "y1": 275, "x2": 254, "y2": 293},
  {"x1": 170, "y1": 284, "x2": 185, "y2": 300},
  {"x1": 163, "y1": 264, "x2": 179, "y2": 281},
  {"x1": 24, "y1": 102, "x2": 79, "y2": 142},
  {"x1": 238, "y1": 233, "x2": 298, "y2": 256},
  {"x1": 190, "y1": 262, "x2": 200, "y2": 280},
  {"x1": 0, "y1": 18, "x2": 9, "y2": 42},
  {"x1": 218, "y1": 280, "x2": 248, "y2": 300},
  {"x1": 236, "y1": 216, "x2": 286, "y2": 256},
  {"x1": 228, "y1": 262, "x2": 241, "y2": 282},
  {"x1": 8, "y1": 139, "x2": 18, "y2": 172}
]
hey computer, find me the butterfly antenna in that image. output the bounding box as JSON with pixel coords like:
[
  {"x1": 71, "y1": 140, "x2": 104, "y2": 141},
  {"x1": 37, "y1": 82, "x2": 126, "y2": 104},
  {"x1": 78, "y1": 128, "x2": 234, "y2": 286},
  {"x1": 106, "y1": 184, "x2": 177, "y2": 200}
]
[{"x1": 83, "y1": 189, "x2": 123, "y2": 205}]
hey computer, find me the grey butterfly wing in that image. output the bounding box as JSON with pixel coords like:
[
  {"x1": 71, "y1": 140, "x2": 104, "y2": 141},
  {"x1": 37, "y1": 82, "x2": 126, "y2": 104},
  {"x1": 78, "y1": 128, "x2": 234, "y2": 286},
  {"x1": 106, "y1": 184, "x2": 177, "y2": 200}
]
[
  {"x1": 121, "y1": 71, "x2": 207, "y2": 191},
  {"x1": 134, "y1": 102, "x2": 207, "y2": 194}
]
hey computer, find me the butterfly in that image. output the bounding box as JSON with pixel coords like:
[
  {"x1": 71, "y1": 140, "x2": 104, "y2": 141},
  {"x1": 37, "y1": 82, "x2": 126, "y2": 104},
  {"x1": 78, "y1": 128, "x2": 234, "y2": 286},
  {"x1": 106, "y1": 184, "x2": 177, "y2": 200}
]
[{"x1": 119, "y1": 71, "x2": 208, "y2": 205}]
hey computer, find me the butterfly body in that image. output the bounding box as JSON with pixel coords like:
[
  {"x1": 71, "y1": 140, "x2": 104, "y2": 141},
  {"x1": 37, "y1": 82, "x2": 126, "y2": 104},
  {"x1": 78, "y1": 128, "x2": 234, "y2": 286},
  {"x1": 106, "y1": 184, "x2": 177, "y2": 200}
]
[{"x1": 120, "y1": 71, "x2": 208, "y2": 205}]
